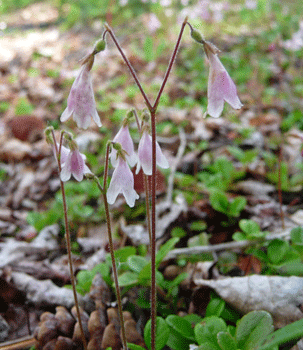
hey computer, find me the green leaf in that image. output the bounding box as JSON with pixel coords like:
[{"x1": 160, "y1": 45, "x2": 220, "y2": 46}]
[
  {"x1": 76, "y1": 270, "x2": 94, "y2": 293},
  {"x1": 166, "y1": 315, "x2": 195, "y2": 350},
  {"x1": 155, "y1": 237, "x2": 179, "y2": 267},
  {"x1": 232, "y1": 232, "x2": 247, "y2": 241},
  {"x1": 144, "y1": 317, "x2": 169, "y2": 350},
  {"x1": 118, "y1": 271, "x2": 138, "y2": 287},
  {"x1": 217, "y1": 332, "x2": 237, "y2": 350},
  {"x1": 184, "y1": 314, "x2": 202, "y2": 326},
  {"x1": 259, "y1": 318, "x2": 303, "y2": 350},
  {"x1": 291, "y1": 227, "x2": 303, "y2": 245},
  {"x1": 239, "y1": 219, "x2": 260, "y2": 236},
  {"x1": 277, "y1": 261, "x2": 303, "y2": 276},
  {"x1": 267, "y1": 239, "x2": 289, "y2": 265},
  {"x1": 190, "y1": 221, "x2": 207, "y2": 231},
  {"x1": 166, "y1": 315, "x2": 195, "y2": 341},
  {"x1": 127, "y1": 255, "x2": 149, "y2": 273},
  {"x1": 197, "y1": 342, "x2": 220, "y2": 350},
  {"x1": 195, "y1": 316, "x2": 227, "y2": 347},
  {"x1": 229, "y1": 197, "x2": 246, "y2": 217},
  {"x1": 171, "y1": 227, "x2": 187, "y2": 238},
  {"x1": 236, "y1": 310, "x2": 273, "y2": 350},
  {"x1": 205, "y1": 298, "x2": 225, "y2": 317},
  {"x1": 92, "y1": 262, "x2": 110, "y2": 278},
  {"x1": 209, "y1": 191, "x2": 229, "y2": 215},
  {"x1": 106, "y1": 246, "x2": 136, "y2": 266},
  {"x1": 127, "y1": 343, "x2": 146, "y2": 350}
]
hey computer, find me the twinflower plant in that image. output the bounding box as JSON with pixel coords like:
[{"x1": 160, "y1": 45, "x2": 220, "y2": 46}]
[{"x1": 46, "y1": 18, "x2": 243, "y2": 350}]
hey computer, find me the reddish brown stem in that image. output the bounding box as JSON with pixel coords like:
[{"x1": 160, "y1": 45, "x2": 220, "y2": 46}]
[
  {"x1": 278, "y1": 145, "x2": 285, "y2": 229},
  {"x1": 104, "y1": 19, "x2": 188, "y2": 350},
  {"x1": 51, "y1": 130, "x2": 87, "y2": 350}
]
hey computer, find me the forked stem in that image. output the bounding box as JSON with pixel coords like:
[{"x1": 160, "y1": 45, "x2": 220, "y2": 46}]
[
  {"x1": 51, "y1": 130, "x2": 87, "y2": 350},
  {"x1": 104, "y1": 18, "x2": 188, "y2": 350}
]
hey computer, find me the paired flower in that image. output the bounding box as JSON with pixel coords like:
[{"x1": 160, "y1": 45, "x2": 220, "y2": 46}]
[
  {"x1": 53, "y1": 143, "x2": 70, "y2": 166},
  {"x1": 204, "y1": 41, "x2": 243, "y2": 118},
  {"x1": 60, "y1": 56, "x2": 101, "y2": 130},
  {"x1": 107, "y1": 154, "x2": 139, "y2": 208},
  {"x1": 110, "y1": 124, "x2": 137, "y2": 167},
  {"x1": 53, "y1": 141, "x2": 91, "y2": 182},
  {"x1": 136, "y1": 128, "x2": 169, "y2": 176},
  {"x1": 60, "y1": 148, "x2": 91, "y2": 182}
]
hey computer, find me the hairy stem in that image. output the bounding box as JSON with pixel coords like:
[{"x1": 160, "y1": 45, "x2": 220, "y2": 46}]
[
  {"x1": 278, "y1": 145, "x2": 285, "y2": 229},
  {"x1": 104, "y1": 24, "x2": 152, "y2": 111},
  {"x1": 152, "y1": 17, "x2": 188, "y2": 112},
  {"x1": 149, "y1": 18, "x2": 188, "y2": 350},
  {"x1": 51, "y1": 131, "x2": 87, "y2": 350},
  {"x1": 102, "y1": 144, "x2": 128, "y2": 350},
  {"x1": 104, "y1": 19, "x2": 188, "y2": 350}
]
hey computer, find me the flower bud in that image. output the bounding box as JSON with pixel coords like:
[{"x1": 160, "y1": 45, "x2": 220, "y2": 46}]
[
  {"x1": 44, "y1": 127, "x2": 54, "y2": 145},
  {"x1": 94, "y1": 39, "x2": 106, "y2": 53},
  {"x1": 191, "y1": 29, "x2": 204, "y2": 44}
]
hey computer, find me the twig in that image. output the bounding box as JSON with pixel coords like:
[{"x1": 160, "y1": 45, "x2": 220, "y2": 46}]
[
  {"x1": 0, "y1": 336, "x2": 35, "y2": 350},
  {"x1": 164, "y1": 228, "x2": 294, "y2": 261}
]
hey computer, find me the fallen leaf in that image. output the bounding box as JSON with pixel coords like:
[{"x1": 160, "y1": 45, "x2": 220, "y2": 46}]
[{"x1": 195, "y1": 275, "x2": 303, "y2": 327}]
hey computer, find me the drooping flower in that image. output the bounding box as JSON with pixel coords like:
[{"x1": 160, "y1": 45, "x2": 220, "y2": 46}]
[
  {"x1": 60, "y1": 146, "x2": 91, "y2": 182},
  {"x1": 60, "y1": 56, "x2": 101, "y2": 129},
  {"x1": 53, "y1": 143, "x2": 70, "y2": 166},
  {"x1": 204, "y1": 42, "x2": 243, "y2": 118},
  {"x1": 136, "y1": 129, "x2": 169, "y2": 176},
  {"x1": 107, "y1": 155, "x2": 139, "y2": 207},
  {"x1": 110, "y1": 125, "x2": 137, "y2": 167}
]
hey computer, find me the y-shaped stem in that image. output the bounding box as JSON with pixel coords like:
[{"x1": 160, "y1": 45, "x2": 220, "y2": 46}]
[{"x1": 103, "y1": 18, "x2": 188, "y2": 350}]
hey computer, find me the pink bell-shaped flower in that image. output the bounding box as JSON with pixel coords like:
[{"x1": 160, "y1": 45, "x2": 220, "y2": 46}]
[
  {"x1": 107, "y1": 156, "x2": 139, "y2": 207},
  {"x1": 110, "y1": 125, "x2": 137, "y2": 167},
  {"x1": 205, "y1": 44, "x2": 243, "y2": 118},
  {"x1": 136, "y1": 129, "x2": 169, "y2": 176},
  {"x1": 60, "y1": 145, "x2": 91, "y2": 182},
  {"x1": 53, "y1": 143, "x2": 70, "y2": 166},
  {"x1": 61, "y1": 56, "x2": 101, "y2": 129}
]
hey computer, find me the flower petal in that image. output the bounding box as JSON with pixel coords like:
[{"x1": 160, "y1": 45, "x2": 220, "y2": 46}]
[
  {"x1": 60, "y1": 106, "x2": 73, "y2": 122},
  {"x1": 60, "y1": 163, "x2": 72, "y2": 182},
  {"x1": 156, "y1": 142, "x2": 169, "y2": 169},
  {"x1": 107, "y1": 157, "x2": 139, "y2": 207},
  {"x1": 69, "y1": 150, "x2": 85, "y2": 182},
  {"x1": 206, "y1": 52, "x2": 242, "y2": 118},
  {"x1": 61, "y1": 63, "x2": 101, "y2": 129},
  {"x1": 138, "y1": 131, "x2": 152, "y2": 175},
  {"x1": 112, "y1": 125, "x2": 137, "y2": 167}
]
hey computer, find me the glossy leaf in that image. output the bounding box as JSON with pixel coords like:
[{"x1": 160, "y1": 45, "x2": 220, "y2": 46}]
[
  {"x1": 236, "y1": 310, "x2": 273, "y2": 350},
  {"x1": 144, "y1": 317, "x2": 169, "y2": 350}
]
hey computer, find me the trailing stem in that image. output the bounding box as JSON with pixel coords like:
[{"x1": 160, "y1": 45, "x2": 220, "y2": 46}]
[{"x1": 51, "y1": 130, "x2": 87, "y2": 350}]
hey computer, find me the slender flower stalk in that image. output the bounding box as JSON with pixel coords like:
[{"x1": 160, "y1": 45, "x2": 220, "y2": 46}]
[
  {"x1": 134, "y1": 109, "x2": 152, "y2": 245},
  {"x1": 101, "y1": 144, "x2": 128, "y2": 350},
  {"x1": 50, "y1": 130, "x2": 87, "y2": 350}
]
